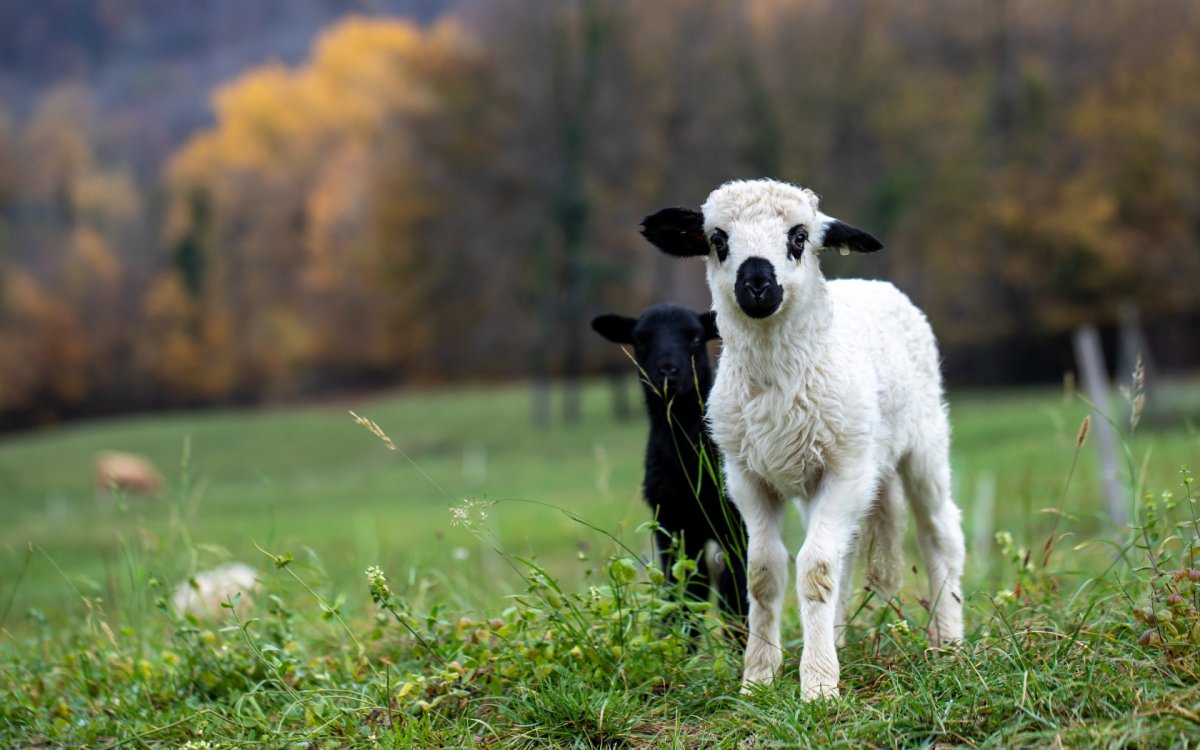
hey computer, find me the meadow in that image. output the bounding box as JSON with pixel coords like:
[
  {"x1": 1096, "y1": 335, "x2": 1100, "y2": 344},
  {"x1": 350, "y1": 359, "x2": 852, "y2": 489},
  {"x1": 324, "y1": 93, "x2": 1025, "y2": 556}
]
[{"x1": 1, "y1": 378, "x2": 1198, "y2": 747}]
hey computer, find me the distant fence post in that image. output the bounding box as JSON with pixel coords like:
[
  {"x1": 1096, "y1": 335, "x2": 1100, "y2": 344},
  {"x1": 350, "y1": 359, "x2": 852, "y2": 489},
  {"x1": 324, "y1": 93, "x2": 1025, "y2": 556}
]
[{"x1": 1072, "y1": 325, "x2": 1128, "y2": 526}]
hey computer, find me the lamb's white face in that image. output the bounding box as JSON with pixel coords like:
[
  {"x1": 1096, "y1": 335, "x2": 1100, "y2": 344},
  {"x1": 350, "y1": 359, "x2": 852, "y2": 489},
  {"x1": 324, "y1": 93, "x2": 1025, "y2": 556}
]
[
  {"x1": 701, "y1": 181, "x2": 826, "y2": 320},
  {"x1": 639, "y1": 178, "x2": 883, "y2": 323}
]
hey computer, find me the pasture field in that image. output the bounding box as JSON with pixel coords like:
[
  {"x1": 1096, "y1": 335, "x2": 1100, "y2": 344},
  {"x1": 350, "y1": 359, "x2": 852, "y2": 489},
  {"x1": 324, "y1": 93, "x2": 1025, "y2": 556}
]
[{"x1": 1, "y1": 378, "x2": 1199, "y2": 747}]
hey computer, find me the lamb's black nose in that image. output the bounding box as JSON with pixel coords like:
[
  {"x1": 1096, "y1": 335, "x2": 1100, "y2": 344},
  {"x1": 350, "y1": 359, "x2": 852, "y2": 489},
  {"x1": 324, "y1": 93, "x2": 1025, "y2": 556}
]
[
  {"x1": 657, "y1": 364, "x2": 679, "y2": 380},
  {"x1": 735, "y1": 257, "x2": 783, "y2": 319},
  {"x1": 747, "y1": 277, "x2": 772, "y2": 298}
]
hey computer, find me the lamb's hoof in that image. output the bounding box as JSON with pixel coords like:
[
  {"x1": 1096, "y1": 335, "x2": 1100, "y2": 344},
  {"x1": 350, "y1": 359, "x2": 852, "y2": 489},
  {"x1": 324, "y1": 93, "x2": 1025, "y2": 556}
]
[
  {"x1": 928, "y1": 635, "x2": 964, "y2": 651},
  {"x1": 739, "y1": 681, "x2": 767, "y2": 696},
  {"x1": 739, "y1": 669, "x2": 776, "y2": 695},
  {"x1": 800, "y1": 679, "x2": 839, "y2": 702}
]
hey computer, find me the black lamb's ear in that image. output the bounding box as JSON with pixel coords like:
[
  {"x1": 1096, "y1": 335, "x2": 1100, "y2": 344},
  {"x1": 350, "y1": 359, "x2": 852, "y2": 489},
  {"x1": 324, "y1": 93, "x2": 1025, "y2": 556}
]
[
  {"x1": 698, "y1": 310, "x2": 720, "y2": 341},
  {"x1": 591, "y1": 314, "x2": 637, "y2": 344},
  {"x1": 640, "y1": 208, "x2": 709, "y2": 257},
  {"x1": 821, "y1": 220, "x2": 883, "y2": 254}
]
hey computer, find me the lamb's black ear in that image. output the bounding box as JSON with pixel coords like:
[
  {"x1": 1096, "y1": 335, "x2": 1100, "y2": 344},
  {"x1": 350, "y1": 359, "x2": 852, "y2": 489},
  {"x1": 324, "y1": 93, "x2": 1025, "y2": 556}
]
[
  {"x1": 820, "y1": 220, "x2": 883, "y2": 254},
  {"x1": 591, "y1": 314, "x2": 637, "y2": 344},
  {"x1": 640, "y1": 208, "x2": 709, "y2": 257},
  {"x1": 698, "y1": 310, "x2": 719, "y2": 341}
]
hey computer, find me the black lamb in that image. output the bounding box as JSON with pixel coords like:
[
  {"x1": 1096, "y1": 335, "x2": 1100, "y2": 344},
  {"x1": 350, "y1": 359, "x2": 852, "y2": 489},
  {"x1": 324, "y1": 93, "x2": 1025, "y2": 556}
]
[{"x1": 591, "y1": 304, "x2": 748, "y2": 631}]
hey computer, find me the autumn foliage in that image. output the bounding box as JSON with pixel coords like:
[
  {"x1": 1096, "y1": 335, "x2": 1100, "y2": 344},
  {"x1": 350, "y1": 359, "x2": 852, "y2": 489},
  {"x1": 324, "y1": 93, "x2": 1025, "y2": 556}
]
[{"x1": 1, "y1": 1, "x2": 1198, "y2": 427}]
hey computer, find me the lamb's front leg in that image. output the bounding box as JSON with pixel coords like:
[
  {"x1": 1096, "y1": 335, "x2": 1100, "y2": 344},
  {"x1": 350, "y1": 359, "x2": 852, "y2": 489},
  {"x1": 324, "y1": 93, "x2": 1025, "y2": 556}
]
[
  {"x1": 725, "y1": 463, "x2": 787, "y2": 691},
  {"x1": 796, "y1": 469, "x2": 876, "y2": 700}
]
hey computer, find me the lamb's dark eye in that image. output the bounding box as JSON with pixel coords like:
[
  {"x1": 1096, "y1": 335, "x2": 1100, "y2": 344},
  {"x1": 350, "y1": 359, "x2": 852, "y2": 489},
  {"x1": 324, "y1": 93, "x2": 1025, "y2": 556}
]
[
  {"x1": 787, "y1": 226, "x2": 808, "y2": 260},
  {"x1": 710, "y1": 229, "x2": 729, "y2": 262},
  {"x1": 691, "y1": 335, "x2": 703, "y2": 348}
]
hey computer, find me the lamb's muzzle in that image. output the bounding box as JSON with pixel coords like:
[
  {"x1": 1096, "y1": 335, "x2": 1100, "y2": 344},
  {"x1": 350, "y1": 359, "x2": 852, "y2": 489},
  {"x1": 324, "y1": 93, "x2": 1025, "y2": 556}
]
[{"x1": 734, "y1": 257, "x2": 782, "y2": 318}]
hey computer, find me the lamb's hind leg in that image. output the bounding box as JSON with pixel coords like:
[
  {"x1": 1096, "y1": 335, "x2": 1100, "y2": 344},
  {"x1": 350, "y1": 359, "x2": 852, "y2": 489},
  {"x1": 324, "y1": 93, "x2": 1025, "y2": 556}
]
[
  {"x1": 833, "y1": 542, "x2": 857, "y2": 648},
  {"x1": 864, "y1": 473, "x2": 905, "y2": 603},
  {"x1": 901, "y1": 439, "x2": 965, "y2": 645},
  {"x1": 835, "y1": 475, "x2": 905, "y2": 651},
  {"x1": 834, "y1": 475, "x2": 904, "y2": 647}
]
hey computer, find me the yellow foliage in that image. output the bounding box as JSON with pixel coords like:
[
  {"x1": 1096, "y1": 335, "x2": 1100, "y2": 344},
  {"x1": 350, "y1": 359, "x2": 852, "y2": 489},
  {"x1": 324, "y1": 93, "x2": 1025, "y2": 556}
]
[
  {"x1": 0, "y1": 269, "x2": 87, "y2": 406},
  {"x1": 3, "y1": 268, "x2": 56, "y2": 319},
  {"x1": 138, "y1": 273, "x2": 241, "y2": 399},
  {"x1": 308, "y1": 16, "x2": 439, "y2": 129},
  {"x1": 302, "y1": 141, "x2": 369, "y2": 291},
  {"x1": 159, "y1": 14, "x2": 480, "y2": 393},
  {"x1": 141, "y1": 274, "x2": 192, "y2": 320},
  {"x1": 72, "y1": 169, "x2": 141, "y2": 226},
  {"x1": 168, "y1": 16, "x2": 467, "y2": 194},
  {"x1": 71, "y1": 227, "x2": 121, "y2": 284}
]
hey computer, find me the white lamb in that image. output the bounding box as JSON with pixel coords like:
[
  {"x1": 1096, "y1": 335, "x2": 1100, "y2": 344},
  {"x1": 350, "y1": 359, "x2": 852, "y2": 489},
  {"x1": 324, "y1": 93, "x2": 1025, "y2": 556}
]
[
  {"x1": 171, "y1": 562, "x2": 261, "y2": 620},
  {"x1": 641, "y1": 179, "x2": 965, "y2": 699}
]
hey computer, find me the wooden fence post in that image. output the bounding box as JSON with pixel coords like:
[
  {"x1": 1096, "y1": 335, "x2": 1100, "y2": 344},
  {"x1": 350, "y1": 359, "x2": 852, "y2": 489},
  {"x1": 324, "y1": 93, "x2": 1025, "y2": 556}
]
[{"x1": 1072, "y1": 325, "x2": 1128, "y2": 526}]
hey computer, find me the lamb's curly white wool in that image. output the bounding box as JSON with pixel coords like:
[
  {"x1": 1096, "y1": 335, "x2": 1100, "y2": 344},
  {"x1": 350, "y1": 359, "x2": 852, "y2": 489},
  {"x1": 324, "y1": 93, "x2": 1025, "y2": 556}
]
[
  {"x1": 641, "y1": 178, "x2": 965, "y2": 700},
  {"x1": 171, "y1": 563, "x2": 260, "y2": 619}
]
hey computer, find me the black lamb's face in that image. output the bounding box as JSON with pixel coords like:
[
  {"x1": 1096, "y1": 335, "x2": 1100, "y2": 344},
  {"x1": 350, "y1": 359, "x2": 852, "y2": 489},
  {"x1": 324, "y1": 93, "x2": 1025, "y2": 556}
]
[{"x1": 591, "y1": 305, "x2": 719, "y2": 396}]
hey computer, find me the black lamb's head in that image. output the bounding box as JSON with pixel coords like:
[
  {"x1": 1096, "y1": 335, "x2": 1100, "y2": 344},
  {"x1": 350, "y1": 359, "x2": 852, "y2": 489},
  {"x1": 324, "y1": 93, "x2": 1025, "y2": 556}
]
[{"x1": 591, "y1": 304, "x2": 719, "y2": 398}]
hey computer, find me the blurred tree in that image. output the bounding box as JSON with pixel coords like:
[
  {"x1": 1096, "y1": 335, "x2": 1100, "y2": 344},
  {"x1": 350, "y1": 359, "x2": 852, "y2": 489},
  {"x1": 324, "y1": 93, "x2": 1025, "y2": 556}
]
[
  {"x1": 551, "y1": 0, "x2": 611, "y2": 424},
  {"x1": 984, "y1": 1, "x2": 1200, "y2": 339},
  {"x1": 163, "y1": 18, "x2": 481, "y2": 400},
  {"x1": 0, "y1": 85, "x2": 148, "y2": 421}
]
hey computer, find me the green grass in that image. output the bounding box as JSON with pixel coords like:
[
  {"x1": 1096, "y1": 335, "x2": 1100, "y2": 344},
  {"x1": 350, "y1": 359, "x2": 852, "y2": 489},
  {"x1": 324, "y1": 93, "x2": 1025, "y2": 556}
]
[
  {"x1": 1, "y1": 378, "x2": 1198, "y2": 747},
  {"x1": 0, "y1": 382, "x2": 655, "y2": 624}
]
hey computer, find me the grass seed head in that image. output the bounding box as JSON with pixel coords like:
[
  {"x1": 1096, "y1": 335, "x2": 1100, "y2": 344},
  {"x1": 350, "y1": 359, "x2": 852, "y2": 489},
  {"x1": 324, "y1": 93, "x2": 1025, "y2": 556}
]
[
  {"x1": 349, "y1": 410, "x2": 396, "y2": 451},
  {"x1": 1129, "y1": 353, "x2": 1146, "y2": 429}
]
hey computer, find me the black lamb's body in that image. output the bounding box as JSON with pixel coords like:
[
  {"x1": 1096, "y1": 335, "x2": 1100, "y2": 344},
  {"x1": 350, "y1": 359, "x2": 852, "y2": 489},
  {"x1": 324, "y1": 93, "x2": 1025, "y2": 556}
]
[{"x1": 592, "y1": 305, "x2": 748, "y2": 628}]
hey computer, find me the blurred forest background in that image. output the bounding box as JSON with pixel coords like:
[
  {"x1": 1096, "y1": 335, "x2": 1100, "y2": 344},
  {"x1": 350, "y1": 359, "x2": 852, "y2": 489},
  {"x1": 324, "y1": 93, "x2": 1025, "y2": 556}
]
[{"x1": 1, "y1": 0, "x2": 1198, "y2": 431}]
